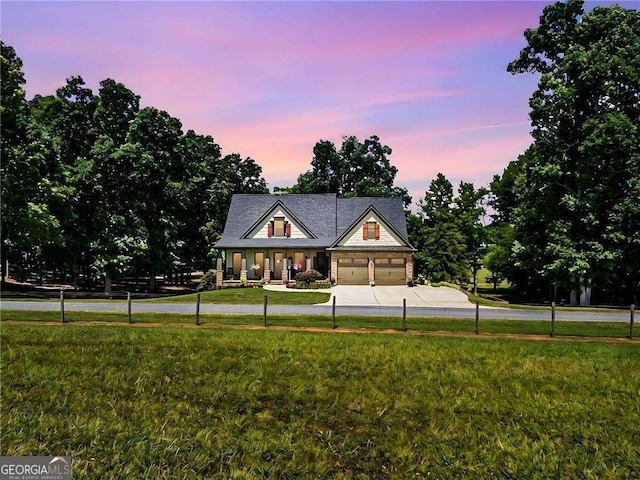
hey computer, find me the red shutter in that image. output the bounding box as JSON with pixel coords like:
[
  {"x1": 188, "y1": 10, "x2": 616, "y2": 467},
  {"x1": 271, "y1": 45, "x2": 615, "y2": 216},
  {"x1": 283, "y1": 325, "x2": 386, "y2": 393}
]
[
  {"x1": 267, "y1": 222, "x2": 273, "y2": 237},
  {"x1": 286, "y1": 223, "x2": 291, "y2": 237},
  {"x1": 374, "y1": 223, "x2": 380, "y2": 240},
  {"x1": 363, "y1": 224, "x2": 368, "y2": 240}
]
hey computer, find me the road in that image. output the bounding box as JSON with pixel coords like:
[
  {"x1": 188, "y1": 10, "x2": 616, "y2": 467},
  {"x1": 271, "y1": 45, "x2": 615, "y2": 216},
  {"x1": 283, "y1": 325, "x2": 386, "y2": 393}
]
[{"x1": 1, "y1": 300, "x2": 633, "y2": 323}]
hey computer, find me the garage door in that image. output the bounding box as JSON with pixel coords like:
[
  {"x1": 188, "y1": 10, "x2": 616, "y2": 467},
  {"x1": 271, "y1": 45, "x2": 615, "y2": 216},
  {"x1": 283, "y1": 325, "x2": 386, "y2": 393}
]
[
  {"x1": 337, "y1": 258, "x2": 369, "y2": 285},
  {"x1": 375, "y1": 258, "x2": 406, "y2": 285}
]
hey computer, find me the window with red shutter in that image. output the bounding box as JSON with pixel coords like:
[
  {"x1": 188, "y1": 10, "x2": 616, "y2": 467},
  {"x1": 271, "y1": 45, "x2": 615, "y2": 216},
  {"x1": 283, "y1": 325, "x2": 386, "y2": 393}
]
[
  {"x1": 267, "y1": 222, "x2": 273, "y2": 237},
  {"x1": 286, "y1": 223, "x2": 291, "y2": 237},
  {"x1": 366, "y1": 222, "x2": 376, "y2": 240},
  {"x1": 374, "y1": 223, "x2": 380, "y2": 240}
]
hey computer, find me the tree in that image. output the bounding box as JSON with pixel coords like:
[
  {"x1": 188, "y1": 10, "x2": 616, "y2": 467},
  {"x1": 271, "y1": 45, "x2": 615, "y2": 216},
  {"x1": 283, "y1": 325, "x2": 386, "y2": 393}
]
[
  {"x1": 282, "y1": 135, "x2": 411, "y2": 207},
  {"x1": 507, "y1": 1, "x2": 640, "y2": 304},
  {"x1": 483, "y1": 219, "x2": 517, "y2": 292},
  {"x1": 416, "y1": 174, "x2": 469, "y2": 284},
  {"x1": 489, "y1": 146, "x2": 535, "y2": 224},
  {"x1": 93, "y1": 78, "x2": 140, "y2": 146},
  {"x1": 1, "y1": 43, "x2": 66, "y2": 282},
  {"x1": 454, "y1": 182, "x2": 489, "y2": 294}
]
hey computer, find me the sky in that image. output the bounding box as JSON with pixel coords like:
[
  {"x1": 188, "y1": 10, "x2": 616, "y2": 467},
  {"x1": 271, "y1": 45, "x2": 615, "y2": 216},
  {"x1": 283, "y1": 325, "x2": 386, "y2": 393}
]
[{"x1": 2, "y1": 0, "x2": 635, "y2": 205}]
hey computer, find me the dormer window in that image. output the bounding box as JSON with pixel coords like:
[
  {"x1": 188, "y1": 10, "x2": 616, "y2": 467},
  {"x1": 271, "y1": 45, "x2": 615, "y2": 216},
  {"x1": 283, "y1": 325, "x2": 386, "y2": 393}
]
[
  {"x1": 363, "y1": 221, "x2": 380, "y2": 240},
  {"x1": 268, "y1": 217, "x2": 291, "y2": 237}
]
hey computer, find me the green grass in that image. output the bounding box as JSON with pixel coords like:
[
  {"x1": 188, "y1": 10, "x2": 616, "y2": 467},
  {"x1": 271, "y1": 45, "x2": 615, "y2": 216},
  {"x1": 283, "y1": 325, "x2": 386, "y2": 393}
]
[
  {"x1": 142, "y1": 287, "x2": 330, "y2": 305},
  {"x1": 2, "y1": 325, "x2": 639, "y2": 479},
  {"x1": 1, "y1": 310, "x2": 634, "y2": 339}
]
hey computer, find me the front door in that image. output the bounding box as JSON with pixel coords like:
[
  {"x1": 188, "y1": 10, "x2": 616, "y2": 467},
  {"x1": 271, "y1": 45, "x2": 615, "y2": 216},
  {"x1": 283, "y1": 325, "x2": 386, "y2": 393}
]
[
  {"x1": 315, "y1": 252, "x2": 328, "y2": 278},
  {"x1": 273, "y1": 252, "x2": 284, "y2": 280},
  {"x1": 232, "y1": 252, "x2": 242, "y2": 278}
]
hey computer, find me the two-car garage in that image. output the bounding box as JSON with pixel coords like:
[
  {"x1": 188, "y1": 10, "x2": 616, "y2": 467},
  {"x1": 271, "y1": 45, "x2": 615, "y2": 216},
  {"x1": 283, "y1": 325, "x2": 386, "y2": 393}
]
[{"x1": 335, "y1": 255, "x2": 407, "y2": 285}]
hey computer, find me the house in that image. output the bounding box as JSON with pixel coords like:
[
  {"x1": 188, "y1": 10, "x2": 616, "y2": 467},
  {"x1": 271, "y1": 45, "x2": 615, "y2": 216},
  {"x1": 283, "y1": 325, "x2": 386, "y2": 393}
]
[{"x1": 214, "y1": 193, "x2": 416, "y2": 285}]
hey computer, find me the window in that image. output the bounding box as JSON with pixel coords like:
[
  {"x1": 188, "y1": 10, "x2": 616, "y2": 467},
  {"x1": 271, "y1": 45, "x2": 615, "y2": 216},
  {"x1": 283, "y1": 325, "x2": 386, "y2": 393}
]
[
  {"x1": 363, "y1": 222, "x2": 380, "y2": 240},
  {"x1": 294, "y1": 251, "x2": 305, "y2": 270},
  {"x1": 253, "y1": 252, "x2": 264, "y2": 276},
  {"x1": 274, "y1": 217, "x2": 285, "y2": 237},
  {"x1": 267, "y1": 216, "x2": 291, "y2": 238},
  {"x1": 232, "y1": 252, "x2": 242, "y2": 276}
]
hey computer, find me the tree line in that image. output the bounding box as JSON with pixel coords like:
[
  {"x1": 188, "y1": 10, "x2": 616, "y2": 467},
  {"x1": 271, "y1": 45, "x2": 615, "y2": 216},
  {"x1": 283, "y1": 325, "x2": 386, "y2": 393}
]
[
  {"x1": 1, "y1": 42, "x2": 268, "y2": 292},
  {"x1": 2, "y1": 1, "x2": 638, "y2": 303}
]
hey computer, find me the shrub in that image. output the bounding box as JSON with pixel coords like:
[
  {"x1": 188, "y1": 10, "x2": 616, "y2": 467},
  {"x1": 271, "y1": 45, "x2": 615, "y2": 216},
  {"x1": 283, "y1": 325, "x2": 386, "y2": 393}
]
[
  {"x1": 294, "y1": 281, "x2": 331, "y2": 289},
  {"x1": 294, "y1": 269, "x2": 324, "y2": 284},
  {"x1": 197, "y1": 270, "x2": 217, "y2": 291}
]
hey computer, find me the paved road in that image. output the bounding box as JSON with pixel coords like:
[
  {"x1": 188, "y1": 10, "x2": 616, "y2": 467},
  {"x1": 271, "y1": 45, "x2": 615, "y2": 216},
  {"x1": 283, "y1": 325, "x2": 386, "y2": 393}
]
[{"x1": 1, "y1": 300, "x2": 632, "y2": 323}]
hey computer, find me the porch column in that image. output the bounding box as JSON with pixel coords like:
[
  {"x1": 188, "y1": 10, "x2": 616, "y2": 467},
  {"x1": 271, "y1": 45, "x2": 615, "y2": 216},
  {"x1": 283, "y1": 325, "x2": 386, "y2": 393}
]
[
  {"x1": 368, "y1": 258, "x2": 375, "y2": 285},
  {"x1": 216, "y1": 257, "x2": 223, "y2": 287},
  {"x1": 281, "y1": 258, "x2": 289, "y2": 283},
  {"x1": 240, "y1": 258, "x2": 247, "y2": 282},
  {"x1": 330, "y1": 255, "x2": 338, "y2": 283},
  {"x1": 406, "y1": 255, "x2": 414, "y2": 284},
  {"x1": 306, "y1": 256, "x2": 312, "y2": 272},
  {"x1": 263, "y1": 257, "x2": 270, "y2": 283}
]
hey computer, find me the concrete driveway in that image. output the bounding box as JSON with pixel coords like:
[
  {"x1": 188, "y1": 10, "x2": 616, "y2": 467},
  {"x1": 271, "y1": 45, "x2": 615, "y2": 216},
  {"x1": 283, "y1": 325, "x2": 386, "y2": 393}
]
[{"x1": 320, "y1": 285, "x2": 474, "y2": 308}]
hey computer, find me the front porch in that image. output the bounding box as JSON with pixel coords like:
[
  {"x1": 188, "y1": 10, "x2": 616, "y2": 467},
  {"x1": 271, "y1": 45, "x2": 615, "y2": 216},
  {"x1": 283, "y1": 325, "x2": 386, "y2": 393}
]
[{"x1": 216, "y1": 248, "x2": 330, "y2": 285}]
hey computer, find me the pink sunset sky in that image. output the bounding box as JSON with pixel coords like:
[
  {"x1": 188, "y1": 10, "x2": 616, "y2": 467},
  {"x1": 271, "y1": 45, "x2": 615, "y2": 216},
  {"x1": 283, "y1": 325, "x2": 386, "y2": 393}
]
[{"x1": 2, "y1": 0, "x2": 634, "y2": 204}]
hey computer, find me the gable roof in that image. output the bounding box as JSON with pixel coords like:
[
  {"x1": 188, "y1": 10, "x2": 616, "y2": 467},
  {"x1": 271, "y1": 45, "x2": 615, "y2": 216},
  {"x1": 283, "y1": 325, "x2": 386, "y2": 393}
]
[
  {"x1": 240, "y1": 200, "x2": 317, "y2": 239},
  {"x1": 336, "y1": 197, "x2": 409, "y2": 239},
  {"x1": 329, "y1": 203, "x2": 414, "y2": 250},
  {"x1": 214, "y1": 193, "x2": 412, "y2": 249}
]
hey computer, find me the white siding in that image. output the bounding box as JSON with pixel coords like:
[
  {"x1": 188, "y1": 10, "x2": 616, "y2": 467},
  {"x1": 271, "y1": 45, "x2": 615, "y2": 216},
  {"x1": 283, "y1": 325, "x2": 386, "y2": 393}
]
[
  {"x1": 250, "y1": 210, "x2": 308, "y2": 239},
  {"x1": 341, "y1": 215, "x2": 404, "y2": 247}
]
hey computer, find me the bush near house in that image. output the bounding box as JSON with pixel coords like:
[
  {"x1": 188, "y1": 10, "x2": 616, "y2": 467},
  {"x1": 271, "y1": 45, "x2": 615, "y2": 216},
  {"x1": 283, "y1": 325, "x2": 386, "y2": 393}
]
[
  {"x1": 294, "y1": 280, "x2": 331, "y2": 289},
  {"x1": 196, "y1": 270, "x2": 217, "y2": 291},
  {"x1": 294, "y1": 269, "x2": 324, "y2": 285}
]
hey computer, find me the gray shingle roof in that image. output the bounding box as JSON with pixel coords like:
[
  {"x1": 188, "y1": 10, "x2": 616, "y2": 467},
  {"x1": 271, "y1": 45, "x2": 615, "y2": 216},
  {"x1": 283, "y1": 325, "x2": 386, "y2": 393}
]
[
  {"x1": 337, "y1": 197, "x2": 408, "y2": 239},
  {"x1": 214, "y1": 193, "x2": 411, "y2": 249}
]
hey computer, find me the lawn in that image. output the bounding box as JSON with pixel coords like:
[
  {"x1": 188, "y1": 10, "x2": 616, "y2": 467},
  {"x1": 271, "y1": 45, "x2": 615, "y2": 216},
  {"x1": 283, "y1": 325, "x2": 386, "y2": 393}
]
[
  {"x1": 2, "y1": 325, "x2": 639, "y2": 479},
  {"x1": 1, "y1": 309, "x2": 634, "y2": 338},
  {"x1": 142, "y1": 287, "x2": 330, "y2": 305}
]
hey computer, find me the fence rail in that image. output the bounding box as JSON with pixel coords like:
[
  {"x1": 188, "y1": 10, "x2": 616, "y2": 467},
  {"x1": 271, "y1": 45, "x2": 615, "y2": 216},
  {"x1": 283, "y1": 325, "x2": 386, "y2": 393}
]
[{"x1": 9, "y1": 292, "x2": 634, "y2": 341}]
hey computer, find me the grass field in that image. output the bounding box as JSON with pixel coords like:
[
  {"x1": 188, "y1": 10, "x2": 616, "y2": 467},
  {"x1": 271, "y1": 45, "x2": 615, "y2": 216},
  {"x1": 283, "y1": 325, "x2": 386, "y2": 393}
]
[
  {"x1": 2, "y1": 325, "x2": 638, "y2": 478},
  {"x1": 1, "y1": 309, "x2": 634, "y2": 338},
  {"x1": 143, "y1": 288, "x2": 330, "y2": 305}
]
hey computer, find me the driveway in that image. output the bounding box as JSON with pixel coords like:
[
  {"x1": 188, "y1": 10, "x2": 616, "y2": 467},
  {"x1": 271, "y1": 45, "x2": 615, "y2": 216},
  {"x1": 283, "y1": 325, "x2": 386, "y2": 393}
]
[{"x1": 319, "y1": 285, "x2": 474, "y2": 308}]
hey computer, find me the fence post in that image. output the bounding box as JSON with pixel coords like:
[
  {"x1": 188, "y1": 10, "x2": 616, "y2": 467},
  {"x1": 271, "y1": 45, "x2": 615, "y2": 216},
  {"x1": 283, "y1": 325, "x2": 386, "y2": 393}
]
[
  {"x1": 195, "y1": 292, "x2": 201, "y2": 325},
  {"x1": 629, "y1": 304, "x2": 635, "y2": 340},
  {"x1": 128, "y1": 292, "x2": 132, "y2": 324},
  {"x1": 264, "y1": 295, "x2": 268, "y2": 327},
  {"x1": 332, "y1": 296, "x2": 336, "y2": 329},
  {"x1": 551, "y1": 302, "x2": 556, "y2": 337},
  {"x1": 475, "y1": 301, "x2": 479, "y2": 335},
  {"x1": 402, "y1": 298, "x2": 407, "y2": 331},
  {"x1": 60, "y1": 290, "x2": 65, "y2": 323}
]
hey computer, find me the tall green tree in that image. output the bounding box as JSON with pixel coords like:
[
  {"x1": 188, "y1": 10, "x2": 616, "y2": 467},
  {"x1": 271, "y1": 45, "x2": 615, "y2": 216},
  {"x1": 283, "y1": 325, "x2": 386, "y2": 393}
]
[
  {"x1": 415, "y1": 174, "x2": 469, "y2": 284},
  {"x1": 507, "y1": 0, "x2": 640, "y2": 304},
  {"x1": 1, "y1": 42, "x2": 65, "y2": 281},
  {"x1": 93, "y1": 78, "x2": 140, "y2": 145},
  {"x1": 282, "y1": 135, "x2": 410, "y2": 207},
  {"x1": 455, "y1": 182, "x2": 489, "y2": 293}
]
